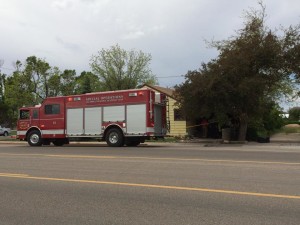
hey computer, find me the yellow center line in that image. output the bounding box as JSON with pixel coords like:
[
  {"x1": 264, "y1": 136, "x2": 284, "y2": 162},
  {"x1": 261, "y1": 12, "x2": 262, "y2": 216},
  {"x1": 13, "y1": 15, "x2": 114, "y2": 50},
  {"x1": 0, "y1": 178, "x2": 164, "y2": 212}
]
[
  {"x1": 0, "y1": 173, "x2": 29, "y2": 177},
  {"x1": 0, "y1": 173, "x2": 299, "y2": 200},
  {"x1": 0, "y1": 153, "x2": 300, "y2": 165}
]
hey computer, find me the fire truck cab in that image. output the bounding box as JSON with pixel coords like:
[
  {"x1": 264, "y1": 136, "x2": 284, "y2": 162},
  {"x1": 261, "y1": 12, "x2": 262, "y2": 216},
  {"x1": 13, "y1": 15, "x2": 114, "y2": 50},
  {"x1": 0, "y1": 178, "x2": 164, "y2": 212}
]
[{"x1": 17, "y1": 89, "x2": 167, "y2": 147}]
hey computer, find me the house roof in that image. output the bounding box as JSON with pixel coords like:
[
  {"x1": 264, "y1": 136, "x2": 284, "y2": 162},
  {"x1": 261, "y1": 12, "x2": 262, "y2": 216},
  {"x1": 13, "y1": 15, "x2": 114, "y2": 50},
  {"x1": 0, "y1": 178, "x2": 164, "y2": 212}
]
[{"x1": 141, "y1": 84, "x2": 174, "y2": 98}]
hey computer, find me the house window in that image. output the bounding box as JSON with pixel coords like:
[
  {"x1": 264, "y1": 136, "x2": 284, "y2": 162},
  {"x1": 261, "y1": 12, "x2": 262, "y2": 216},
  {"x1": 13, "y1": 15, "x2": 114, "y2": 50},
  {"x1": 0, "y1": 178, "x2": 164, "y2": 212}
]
[
  {"x1": 45, "y1": 104, "x2": 60, "y2": 115},
  {"x1": 174, "y1": 109, "x2": 185, "y2": 121}
]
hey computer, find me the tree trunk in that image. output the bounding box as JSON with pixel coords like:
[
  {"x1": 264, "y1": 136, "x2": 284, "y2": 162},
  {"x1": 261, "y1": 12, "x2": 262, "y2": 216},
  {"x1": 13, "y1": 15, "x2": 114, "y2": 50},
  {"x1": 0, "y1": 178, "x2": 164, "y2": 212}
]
[{"x1": 238, "y1": 113, "x2": 248, "y2": 141}]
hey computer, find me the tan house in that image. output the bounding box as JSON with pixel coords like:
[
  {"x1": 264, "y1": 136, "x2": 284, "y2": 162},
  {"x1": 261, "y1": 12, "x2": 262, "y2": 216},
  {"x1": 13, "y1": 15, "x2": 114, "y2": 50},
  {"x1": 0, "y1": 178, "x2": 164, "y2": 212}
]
[{"x1": 141, "y1": 84, "x2": 187, "y2": 137}]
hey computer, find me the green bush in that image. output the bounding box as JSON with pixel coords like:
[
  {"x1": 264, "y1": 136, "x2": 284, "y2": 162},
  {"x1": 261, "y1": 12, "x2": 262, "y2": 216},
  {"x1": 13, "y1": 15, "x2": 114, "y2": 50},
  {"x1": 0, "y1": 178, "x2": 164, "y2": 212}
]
[
  {"x1": 246, "y1": 102, "x2": 285, "y2": 141},
  {"x1": 288, "y1": 107, "x2": 300, "y2": 121},
  {"x1": 285, "y1": 120, "x2": 300, "y2": 125}
]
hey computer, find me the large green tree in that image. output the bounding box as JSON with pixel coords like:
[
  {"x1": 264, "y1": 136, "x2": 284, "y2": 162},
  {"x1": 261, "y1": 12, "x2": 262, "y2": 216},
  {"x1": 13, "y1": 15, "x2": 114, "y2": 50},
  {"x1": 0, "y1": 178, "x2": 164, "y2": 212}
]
[
  {"x1": 176, "y1": 3, "x2": 300, "y2": 141},
  {"x1": 4, "y1": 63, "x2": 36, "y2": 126},
  {"x1": 3, "y1": 57, "x2": 66, "y2": 126},
  {"x1": 24, "y1": 56, "x2": 52, "y2": 101},
  {"x1": 47, "y1": 67, "x2": 61, "y2": 97},
  {"x1": 90, "y1": 44, "x2": 157, "y2": 91},
  {"x1": 59, "y1": 69, "x2": 77, "y2": 96}
]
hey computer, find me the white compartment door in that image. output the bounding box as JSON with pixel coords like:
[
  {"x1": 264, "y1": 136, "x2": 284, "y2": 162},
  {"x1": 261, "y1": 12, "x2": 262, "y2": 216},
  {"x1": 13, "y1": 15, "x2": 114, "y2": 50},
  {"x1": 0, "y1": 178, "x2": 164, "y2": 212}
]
[
  {"x1": 85, "y1": 107, "x2": 102, "y2": 135},
  {"x1": 127, "y1": 104, "x2": 146, "y2": 134},
  {"x1": 67, "y1": 108, "x2": 83, "y2": 135},
  {"x1": 103, "y1": 106, "x2": 125, "y2": 122}
]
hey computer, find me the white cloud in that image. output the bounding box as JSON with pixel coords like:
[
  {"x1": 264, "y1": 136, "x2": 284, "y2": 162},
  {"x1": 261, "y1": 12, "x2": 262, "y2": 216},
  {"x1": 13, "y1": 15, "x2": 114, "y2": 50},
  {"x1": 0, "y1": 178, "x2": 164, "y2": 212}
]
[
  {"x1": 51, "y1": 0, "x2": 74, "y2": 10},
  {"x1": 122, "y1": 31, "x2": 145, "y2": 40}
]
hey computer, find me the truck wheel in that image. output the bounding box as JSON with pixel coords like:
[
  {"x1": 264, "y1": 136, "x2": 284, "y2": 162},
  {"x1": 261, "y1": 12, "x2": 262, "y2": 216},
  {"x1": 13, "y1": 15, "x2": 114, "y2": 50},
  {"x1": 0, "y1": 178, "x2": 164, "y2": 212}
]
[
  {"x1": 27, "y1": 130, "x2": 43, "y2": 146},
  {"x1": 3, "y1": 131, "x2": 8, "y2": 137},
  {"x1": 106, "y1": 128, "x2": 124, "y2": 147}
]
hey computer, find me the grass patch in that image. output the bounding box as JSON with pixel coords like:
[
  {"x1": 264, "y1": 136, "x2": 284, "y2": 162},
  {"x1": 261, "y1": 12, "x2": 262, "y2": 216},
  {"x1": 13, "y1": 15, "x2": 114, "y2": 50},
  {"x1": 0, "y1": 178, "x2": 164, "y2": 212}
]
[
  {"x1": 279, "y1": 125, "x2": 300, "y2": 134},
  {"x1": 282, "y1": 127, "x2": 300, "y2": 134}
]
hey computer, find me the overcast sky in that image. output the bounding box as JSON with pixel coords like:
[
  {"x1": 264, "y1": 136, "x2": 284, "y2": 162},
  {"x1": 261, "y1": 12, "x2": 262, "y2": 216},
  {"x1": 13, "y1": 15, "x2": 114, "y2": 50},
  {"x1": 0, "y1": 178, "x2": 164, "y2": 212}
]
[{"x1": 0, "y1": 0, "x2": 299, "y2": 92}]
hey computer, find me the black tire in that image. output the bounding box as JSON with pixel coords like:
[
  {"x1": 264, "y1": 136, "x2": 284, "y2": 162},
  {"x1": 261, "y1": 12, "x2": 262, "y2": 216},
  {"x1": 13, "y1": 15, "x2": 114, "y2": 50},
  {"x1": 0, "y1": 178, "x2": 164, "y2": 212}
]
[
  {"x1": 52, "y1": 139, "x2": 65, "y2": 146},
  {"x1": 105, "y1": 128, "x2": 124, "y2": 147},
  {"x1": 27, "y1": 130, "x2": 43, "y2": 146},
  {"x1": 3, "y1": 131, "x2": 8, "y2": 137}
]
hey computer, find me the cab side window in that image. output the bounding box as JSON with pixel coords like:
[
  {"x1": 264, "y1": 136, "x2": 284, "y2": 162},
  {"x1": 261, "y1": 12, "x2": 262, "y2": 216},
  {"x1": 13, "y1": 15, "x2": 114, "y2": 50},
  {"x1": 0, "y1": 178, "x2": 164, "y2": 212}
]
[
  {"x1": 45, "y1": 104, "x2": 60, "y2": 115},
  {"x1": 33, "y1": 109, "x2": 39, "y2": 119},
  {"x1": 20, "y1": 110, "x2": 30, "y2": 120}
]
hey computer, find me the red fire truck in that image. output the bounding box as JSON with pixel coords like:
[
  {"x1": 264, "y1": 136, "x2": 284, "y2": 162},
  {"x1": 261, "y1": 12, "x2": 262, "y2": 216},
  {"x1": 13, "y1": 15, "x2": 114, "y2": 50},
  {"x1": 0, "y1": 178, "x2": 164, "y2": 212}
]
[{"x1": 17, "y1": 89, "x2": 167, "y2": 147}]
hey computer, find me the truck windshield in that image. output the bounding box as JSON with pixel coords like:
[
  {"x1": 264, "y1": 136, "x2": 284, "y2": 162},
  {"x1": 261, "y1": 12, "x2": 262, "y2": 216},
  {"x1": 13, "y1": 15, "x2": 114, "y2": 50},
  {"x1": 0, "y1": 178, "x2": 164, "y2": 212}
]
[{"x1": 19, "y1": 110, "x2": 30, "y2": 120}]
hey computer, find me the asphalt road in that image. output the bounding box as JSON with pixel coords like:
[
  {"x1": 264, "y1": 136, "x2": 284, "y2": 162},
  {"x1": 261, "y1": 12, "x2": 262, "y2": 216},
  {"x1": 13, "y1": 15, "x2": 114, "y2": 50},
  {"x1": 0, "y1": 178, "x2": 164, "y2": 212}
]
[{"x1": 0, "y1": 142, "x2": 299, "y2": 225}]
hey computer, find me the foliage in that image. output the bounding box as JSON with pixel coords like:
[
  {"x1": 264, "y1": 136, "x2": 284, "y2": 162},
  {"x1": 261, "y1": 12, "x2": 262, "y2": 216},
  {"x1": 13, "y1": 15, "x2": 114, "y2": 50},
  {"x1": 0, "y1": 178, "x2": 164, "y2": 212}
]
[
  {"x1": 74, "y1": 71, "x2": 102, "y2": 94},
  {"x1": 175, "y1": 3, "x2": 300, "y2": 141},
  {"x1": 262, "y1": 102, "x2": 285, "y2": 131},
  {"x1": 246, "y1": 101, "x2": 285, "y2": 140},
  {"x1": 59, "y1": 70, "x2": 77, "y2": 96},
  {"x1": 0, "y1": 72, "x2": 6, "y2": 125},
  {"x1": 23, "y1": 56, "x2": 52, "y2": 102},
  {"x1": 4, "y1": 68, "x2": 36, "y2": 126},
  {"x1": 4, "y1": 60, "x2": 77, "y2": 111},
  {"x1": 47, "y1": 67, "x2": 61, "y2": 97},
  {"x1": 90, "y1": 44, "x2": 157, "y2": 91},
  {"x1": 288, "y1": 106, "x2": 300, "y2": 121},
  {"x1": 0, "y1": 73, "x2": 4, "y2": 100}
]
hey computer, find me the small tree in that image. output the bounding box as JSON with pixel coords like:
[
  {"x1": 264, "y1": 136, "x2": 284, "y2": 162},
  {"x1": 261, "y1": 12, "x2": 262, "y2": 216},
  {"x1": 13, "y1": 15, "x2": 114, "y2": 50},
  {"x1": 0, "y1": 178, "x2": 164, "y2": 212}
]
[{"x1": 90, "y1": 44, "x2": 157, "y2": 91}]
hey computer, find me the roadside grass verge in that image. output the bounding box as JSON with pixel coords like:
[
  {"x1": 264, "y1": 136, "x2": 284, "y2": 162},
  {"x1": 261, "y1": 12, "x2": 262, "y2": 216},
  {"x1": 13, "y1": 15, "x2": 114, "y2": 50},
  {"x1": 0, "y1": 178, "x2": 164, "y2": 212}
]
[{"x1": 278, "y1": 124, "x2": 300, "y2": 134}]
